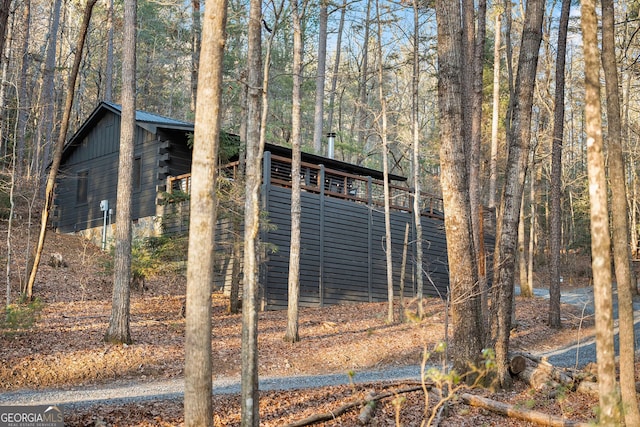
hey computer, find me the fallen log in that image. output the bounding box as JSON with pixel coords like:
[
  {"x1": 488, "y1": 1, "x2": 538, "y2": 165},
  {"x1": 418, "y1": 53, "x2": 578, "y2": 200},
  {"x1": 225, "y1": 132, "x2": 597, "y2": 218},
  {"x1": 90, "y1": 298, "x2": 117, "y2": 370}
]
[
  {"x1": 460, "y1": 393, "x2": 592, "y2": 427},
  {"x1": 283, "y1": 385, "x2": 424, "y2": 427},
  {"x1": 517, "y1": 362, "x2": 575, "y2": 390},
  {"x1": 519, "y1": 366, "x2": 560, "y2": 390}
]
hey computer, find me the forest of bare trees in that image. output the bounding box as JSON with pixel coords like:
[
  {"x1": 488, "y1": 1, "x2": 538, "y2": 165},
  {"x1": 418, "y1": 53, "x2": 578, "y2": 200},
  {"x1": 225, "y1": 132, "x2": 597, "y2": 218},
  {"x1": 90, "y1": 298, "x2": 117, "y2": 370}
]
[{"x1": 3, "y1": 0, "x2": 640, "y2": 424}]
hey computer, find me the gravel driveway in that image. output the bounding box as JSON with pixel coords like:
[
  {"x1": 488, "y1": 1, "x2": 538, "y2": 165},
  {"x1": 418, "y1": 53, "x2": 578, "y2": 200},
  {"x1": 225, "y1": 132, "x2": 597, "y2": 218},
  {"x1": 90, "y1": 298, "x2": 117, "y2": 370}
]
[{"x1": 1, "y1": 286, "x2": 637, "y2": 409}]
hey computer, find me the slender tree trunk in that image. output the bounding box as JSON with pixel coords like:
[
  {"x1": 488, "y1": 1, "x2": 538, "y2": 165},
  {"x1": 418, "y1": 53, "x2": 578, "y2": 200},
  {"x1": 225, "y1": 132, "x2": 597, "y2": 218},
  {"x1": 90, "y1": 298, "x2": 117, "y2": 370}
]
[
  {"x1": 16, "y1": 0, "x2": 31, "y2": 178},
  {"x1": 374, "y1": 0, "x2": 394, "y2": 324},
  {"x1": 489, "y1": 12, "x2": 501, "y2": 211},
  {"x1": 527, "y1": 163, "x2": 536, "y2": 295},
  {"x1": 26, "y1": 0, "x2": 98, "y2": 302},
  {"x1": 34, "y1": 0, "x2": 62, "y2": 183},
  {"x1": 0, "y1": 9, "x2": 11, "y2": 167},
  {"x1": 518, "y1": 193, "x2": 529, "y2": 296},
  {"x1": 581, "y1": 1, "x2": 621, "y2": 423},
  {"x1": 464, "y1": 0, "x2": 487, "y2": 306},
  {"x1": 190, "y1": 0, "x2": 201, "y2": 112},
  {"x1": 0, "y1": 0, "x2": 12, "y2": 71},
  {"x1": 491, "y1": 0, "x2": 545, "y2": 389},
  {"x1": 104, "y1": 0, "x2": 114, "y2": 102},
  {"x1": 411, "y1": 0, "x2": 424, "y2": 319},
  {"x1": 241, "y1": 0, "x2": 263, "y2": 423},
  {"x1": 549, "y1": 0, "x2": 570, "y2": 329},
  {"x1": 356, "y1": 0, "x2": 371, "y2": 154},
  {"x1": 285, "y1": 0, "x2": 303, "y2": 343},
  {"x1": 601, "y1": 0, "x2": 640, "y2": 424},
  {"x1": 183, "y1": 0, "x2": 227, "y2": 423},
  {"x1": 325, "y1": 0, "x2": 346, "y2": 136},
  {"x1": 312, "y1": 0, "x2": 327, "y2": 154},
  {"x1": 105, "y1": 0, "x2": 137, "y2": 345},
  {"x1": 435, "y1": 0, "x2": 483, "y2": 372},
  {"x1": 229, "y1": 217, "x2": 242, "y2": 314}
]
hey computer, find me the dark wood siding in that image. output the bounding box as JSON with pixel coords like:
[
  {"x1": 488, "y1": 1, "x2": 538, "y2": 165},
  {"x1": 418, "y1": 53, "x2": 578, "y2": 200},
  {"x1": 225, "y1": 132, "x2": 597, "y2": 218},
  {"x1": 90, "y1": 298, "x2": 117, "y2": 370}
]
[
  {"x1": 54, "y1": 112, "x2": 191, "y2": 233},
  {"x1": 260, "y1": 182, "x2": 450, "y2": 310}
]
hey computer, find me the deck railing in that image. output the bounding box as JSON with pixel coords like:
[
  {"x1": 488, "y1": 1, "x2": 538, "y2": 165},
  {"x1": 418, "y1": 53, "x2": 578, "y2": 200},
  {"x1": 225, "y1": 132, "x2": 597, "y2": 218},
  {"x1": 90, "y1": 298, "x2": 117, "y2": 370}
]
[{"x1": 166, "y1": 152, "x2": 444, "y2": 219}]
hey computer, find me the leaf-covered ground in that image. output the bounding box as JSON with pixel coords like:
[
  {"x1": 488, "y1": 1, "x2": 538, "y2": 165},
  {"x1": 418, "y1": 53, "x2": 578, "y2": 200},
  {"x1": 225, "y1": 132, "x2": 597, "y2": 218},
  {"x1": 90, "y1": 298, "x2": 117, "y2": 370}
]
[{"x1": 0, "y1": 222, "x2": 628, "y2": 426}]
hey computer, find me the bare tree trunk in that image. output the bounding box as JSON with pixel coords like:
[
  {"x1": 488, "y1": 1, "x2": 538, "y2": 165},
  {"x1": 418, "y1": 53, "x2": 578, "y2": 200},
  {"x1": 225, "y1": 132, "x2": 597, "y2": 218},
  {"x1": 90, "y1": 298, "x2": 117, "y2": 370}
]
[
  {"x1": 0, "y1": 8, "x2": 11, "y2": 167},
  {"x1": 25, "y1": 0, "x2": 98, "y2": 302},
  {"x1": 488, "y1": 11, "x2": 501, "y2": 211},
  {"x1": 228, "y1": 217, "x2": 242, "y2": 314},
  {"x1": 190, "y1": 0, "x2": 201, "y2": 112},
  {"x1": 527, "y1": 163, "x2": 536, "y2": 294},
  {"x1": 104, "y1": 0, "x2": 114, "y2": 102},
  {"x1": 0, "y1": 0, "x2": 12, "y2": 71},
  {"x1": 15, "y1": 0, "x2": 31, "y2": 178},
  {"x1": 183, "y1": 0, "x2": 227, "y2": 423},
  {"x1": 601, "y1": 0, "x2": 640, "y2": 424},
  {"x1": 325, "y1": 0, "x2": 346, "y2": 136},
  {"x1": 285, "y1": 0, "x2": 303, "y2": 343},
  {"x1": 491, "y1": 0, "x2": 545, "y2": 389},
  {"x1": 105, "y1": 0, "x2": 137, "y2": 345},
  {"x1": 312, "y1": 0, "x2": 327, "y2": 154},
  {"x1": 581, "y1": 1, "x2": 621, "y2": 423},
  {"x1": 435, "y1": 0, "x2": 483, "y2": 372},
  {"x1": 411, "y1": 0, "x2": 424, "y2": 319},
  {"x1": 464, "y1": 0, "x2": 487, "y2": 310},
  {"x1": 374, "y1": 0, "x2": 394, "y2": 324},
  {"x1": 241, "y1": 0, "x2": 263, "y2": 423},
  {"x1": 549, "y1": 0, "x2": 570, "y2": 330},
  {"x1": 356, "y1": 0, "x2": 371, "y2": 154},
  {"x1": 518, "y1": 194, "x2": 529, "y2": 296},
  {"x1": 34, "y1": 0, "x2": 62, "y2": 183},
  {"x1": 5, "y1": 121, "x2": 16, "y2": 307}
]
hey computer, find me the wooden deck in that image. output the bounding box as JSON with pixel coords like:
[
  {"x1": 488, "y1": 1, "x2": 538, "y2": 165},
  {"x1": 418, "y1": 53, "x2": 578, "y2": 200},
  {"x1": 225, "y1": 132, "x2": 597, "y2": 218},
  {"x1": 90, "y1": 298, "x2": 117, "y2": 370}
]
[{"x1": 167, "y1": 152, "x2": 445, "y2": 220}]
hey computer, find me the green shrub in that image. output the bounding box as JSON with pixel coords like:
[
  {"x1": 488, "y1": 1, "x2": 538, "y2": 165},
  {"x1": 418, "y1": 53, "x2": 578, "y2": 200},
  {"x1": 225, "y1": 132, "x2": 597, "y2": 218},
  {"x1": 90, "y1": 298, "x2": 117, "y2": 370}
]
[{"x1": 2, "y1": 298, "x2": 44, "y2": 333}]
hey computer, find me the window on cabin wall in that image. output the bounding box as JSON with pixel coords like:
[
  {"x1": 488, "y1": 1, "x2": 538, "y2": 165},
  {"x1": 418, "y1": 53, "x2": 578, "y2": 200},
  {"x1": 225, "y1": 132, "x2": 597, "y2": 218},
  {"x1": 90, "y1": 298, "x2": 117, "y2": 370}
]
[
  {"x1": 76, "y1": 170, "x2": 88, "y2": 205},
  {"x1": 133, "y1": 156, "x2": 142, "y2": 191}
]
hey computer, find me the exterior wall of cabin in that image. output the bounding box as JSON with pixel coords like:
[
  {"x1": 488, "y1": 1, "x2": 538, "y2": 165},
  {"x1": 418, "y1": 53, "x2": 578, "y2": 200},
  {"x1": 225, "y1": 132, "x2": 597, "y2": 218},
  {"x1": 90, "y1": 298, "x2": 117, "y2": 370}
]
[
  {"x1": 261, "y1": 184, "x2": 450, "y2": 310},
  {"x1": 160, "y1": 151, "x2": 455, "y2": 309},
  {"x1": 54, "y1": 113, "x2": 193, "y2": 246}
]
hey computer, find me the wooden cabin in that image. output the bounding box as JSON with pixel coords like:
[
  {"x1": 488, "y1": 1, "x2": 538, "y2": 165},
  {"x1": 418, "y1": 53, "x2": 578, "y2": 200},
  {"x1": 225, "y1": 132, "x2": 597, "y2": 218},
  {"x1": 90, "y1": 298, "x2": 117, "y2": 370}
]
[{"x1": 54, "y1": 102, "x2": 454, "y2": 310}]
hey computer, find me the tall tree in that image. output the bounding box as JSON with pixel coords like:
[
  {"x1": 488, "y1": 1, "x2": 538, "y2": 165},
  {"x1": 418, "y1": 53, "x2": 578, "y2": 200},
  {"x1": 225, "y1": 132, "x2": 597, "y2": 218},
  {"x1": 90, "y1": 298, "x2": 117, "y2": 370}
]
[
  {"x1": 183, "y1": 0, "x2": 228, "y2": 423},
  {"x1": 284, "y1": 0, "x2": 303, "y2": 343},
  {"x1": 601, "y1": 0, "x2": 640, "y2": 424},
  {"x1": 241, "y1": 0, "x2": 263, "y2": 423},
  {"x1": 463, "y1": 0, "x2": 487, "y2": 298},
  {"x1": 312, "y1": 0, "x2": 327, "y2": 154},
  {"x1": 15, "y1": 0, "x2": 31, "y2": 178},
  {"x1": 491, "y1": 0, "x2": 545, "y2": 389},
  {"x1": 435, "y1": 0, "x2": 483, "y2": 371},
  {"x1": 581, "y1": 0, "x2": 621, "y2": 423},
  {"x1": 34, "y1": 0, "x2": 63, "y2": 181},
  {"x1": 375, "y1": 0, "x2": 395, "y2": 324},
  {"x1": 105, "y1": 0, "x2": 137, "y2": 345},
  {"x1": 356, "y1": 0, "x2": 372, "y2": 152},
  {"x1": 488, "y1": 10, "x2": 501, "y2": 212},
  {"x1": 325, "y1": 0, "x2": 346, "y2": 137},
  {"x1": 411, "y1": 0, "x2": 424, "y2": 319},
  {"x1": 549, "y1": 0, "x2": 571, "y2": 329},
  {"x1": 26, "y1": 0, "x2": 98, "y2": 301}
]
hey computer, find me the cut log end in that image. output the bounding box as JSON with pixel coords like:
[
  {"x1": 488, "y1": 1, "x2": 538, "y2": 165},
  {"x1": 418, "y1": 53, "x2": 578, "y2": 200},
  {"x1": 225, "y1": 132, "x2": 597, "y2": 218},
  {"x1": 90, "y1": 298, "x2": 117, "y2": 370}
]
[{"x1": 509, "y1": 355, "x2": 527, "y2": 376}]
